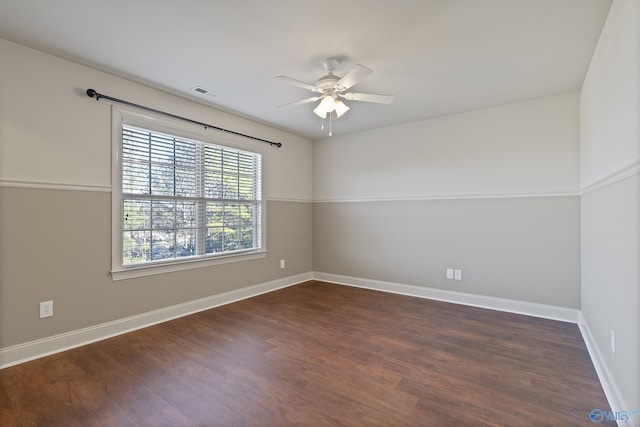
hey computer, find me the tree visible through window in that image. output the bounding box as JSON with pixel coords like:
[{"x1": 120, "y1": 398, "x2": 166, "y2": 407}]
[{"x1": 121, "y1": 125, "x2": 262, "y2": 266}]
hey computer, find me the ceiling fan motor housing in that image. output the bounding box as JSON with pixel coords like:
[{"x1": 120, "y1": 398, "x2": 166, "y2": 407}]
[
  {"x1": 315, "y1": 73, "x2": 340, "y2": 93},
  {"x1": 315, "y1": 58, "x2": 342, "y2": 93}
]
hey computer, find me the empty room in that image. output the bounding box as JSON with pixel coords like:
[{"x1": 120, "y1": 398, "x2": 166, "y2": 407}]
[{"x1": 0, "y1": 0, "x2": 638, "y2": 425}]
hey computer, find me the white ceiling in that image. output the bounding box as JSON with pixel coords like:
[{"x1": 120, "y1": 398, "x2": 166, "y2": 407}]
[{"x1": 0, "y1": 0, "x2": 611, "y2": 140}]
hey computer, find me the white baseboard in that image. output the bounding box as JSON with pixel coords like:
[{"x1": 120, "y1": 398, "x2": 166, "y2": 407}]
[
  {"x1": 578, "y1": 312, "x2": 636, "y2": 427},
  {"x1": 0, "y1": 272, "x2": 312, "y2": 369},
  {"x1": 312, "y1": 272, "x2": 580, "y2": 323}
]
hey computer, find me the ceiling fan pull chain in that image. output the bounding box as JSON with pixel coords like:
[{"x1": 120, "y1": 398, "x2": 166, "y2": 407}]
[
  {"x1": 321, "y1": 117, "x2": 324, "y2": 130},
  {"x1": 329, "y1": 112, "x2": 333, "y2": 136}
]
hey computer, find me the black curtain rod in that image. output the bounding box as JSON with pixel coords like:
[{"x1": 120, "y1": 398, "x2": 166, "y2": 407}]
[{"x1": 86, "y1": 88, "x2": 282, "y2": 148}]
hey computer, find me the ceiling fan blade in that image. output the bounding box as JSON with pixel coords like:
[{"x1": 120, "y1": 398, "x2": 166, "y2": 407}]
[
  {"x1": 275, "y1": 75, "x2": 319, "y2": 92},
  {"x1": 342, "y1": 92, "x2": 395, "y2": 104},
  {"x1": 277, "y1": 96, "x2": 322, "y2": 108},
  {"x1": 336, "y1": 64, "x2": 373, "y2": 90}
]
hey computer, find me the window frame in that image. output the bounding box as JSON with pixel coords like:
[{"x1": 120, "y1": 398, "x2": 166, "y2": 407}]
[{"x1": 111, "y1": 106, "x2": 267, "y2": 281}]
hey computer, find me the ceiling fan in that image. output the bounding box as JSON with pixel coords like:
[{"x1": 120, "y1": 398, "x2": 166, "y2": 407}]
[{"x1": 276, "y1": 58, "x2": 394, "y2": 135}]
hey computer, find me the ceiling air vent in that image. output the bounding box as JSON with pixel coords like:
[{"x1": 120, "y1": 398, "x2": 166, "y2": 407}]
[{"x1": 191, "y1": 86, "x2": 221, "y2": 98}]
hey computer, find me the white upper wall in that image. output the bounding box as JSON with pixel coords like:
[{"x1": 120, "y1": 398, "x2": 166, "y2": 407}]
[
  {"x1": 581, "y1": 0, "x2": 640, "y2": 187},
  {"x1": 313, "y1": 93, "x2": 580, "y2": 201},
  {"x1": 0, "y1": 38, "x2": 313, "y2": 202}
]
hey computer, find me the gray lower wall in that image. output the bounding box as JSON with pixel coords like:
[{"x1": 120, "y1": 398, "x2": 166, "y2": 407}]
[
  {"x1": 313, "y1": 196, "x2": 581, "y2": 308},
  {"x1": 0, "y1": 186, "x2": 312, "y2": 348}
]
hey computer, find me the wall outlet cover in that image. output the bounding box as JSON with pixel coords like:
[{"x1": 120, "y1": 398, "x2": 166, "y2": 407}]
[{"x1": 40, "y1": 300, "x2": 53, "y2": 318}]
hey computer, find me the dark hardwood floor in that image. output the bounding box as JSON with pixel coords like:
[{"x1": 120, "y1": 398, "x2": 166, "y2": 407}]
[{"x1": 1, "y1": 281, "x2": 612, "y2": 426}]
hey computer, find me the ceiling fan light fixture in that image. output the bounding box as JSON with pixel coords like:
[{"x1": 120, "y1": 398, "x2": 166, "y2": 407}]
[
  {"x1": 313, "y1": 103, "x2": 328, "y2": 118},
  {"x1": 320, "y1": 95, "x2": 336, "y2": 112},
  {"x1": 313, "y1": 96, "x2": 350, "y2": 119},
  {"x1": 334, "y1": 100, "x2": 349, "y2": 118},
  {"x1": 313, "y1": 95, "x2": 336, "y2": 118}
]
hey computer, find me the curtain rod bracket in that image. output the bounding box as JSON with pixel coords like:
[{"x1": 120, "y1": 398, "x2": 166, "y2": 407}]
[{"x1": 85, "y1": 88, "x2": 282, "y2": 148}]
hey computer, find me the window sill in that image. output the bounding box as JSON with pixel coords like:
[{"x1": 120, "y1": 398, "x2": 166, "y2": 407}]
[{"x1": 111, "y1": 250, "x2": 267, "y2": 281}]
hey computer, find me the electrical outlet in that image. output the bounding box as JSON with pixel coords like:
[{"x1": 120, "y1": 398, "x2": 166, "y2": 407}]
[
  {"x1": 40, "y1": 300, "x2": 53, "y2": 318},
  {"x1": 610, "y1": 330, "x2": 616, "y2": 354},
  {"x1": 446, "y1": 268, "x2": 454, "y2": 279},
  {"x1": 280, "y1": 259, "x2": 285, "y2": 269},
  {"x1": 454, "y1": 269, "x2": 462, "y2": 281}
]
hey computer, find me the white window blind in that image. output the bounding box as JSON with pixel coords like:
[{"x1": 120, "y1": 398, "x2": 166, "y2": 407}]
[{"x1": 121, "y1": 125, "x2": 262, "y2": 266}]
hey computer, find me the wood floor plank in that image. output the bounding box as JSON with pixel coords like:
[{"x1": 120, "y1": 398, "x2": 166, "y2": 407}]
[
  {"x1": 0, "y1": 281, "x2": 613, "y2": 426},
  {"x1": 0, "y1": 378, "x2": 21, "y2": 427}
]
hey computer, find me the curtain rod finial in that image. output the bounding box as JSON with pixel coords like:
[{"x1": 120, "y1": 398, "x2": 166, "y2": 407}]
[{"x1": 86, "y1": 88, "x2": 98, "y2": 99}]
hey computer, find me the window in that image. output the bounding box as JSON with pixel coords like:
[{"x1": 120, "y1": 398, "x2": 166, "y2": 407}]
[{"x1": 112, "y1": 108, "x2": 265, "y2": 280}]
